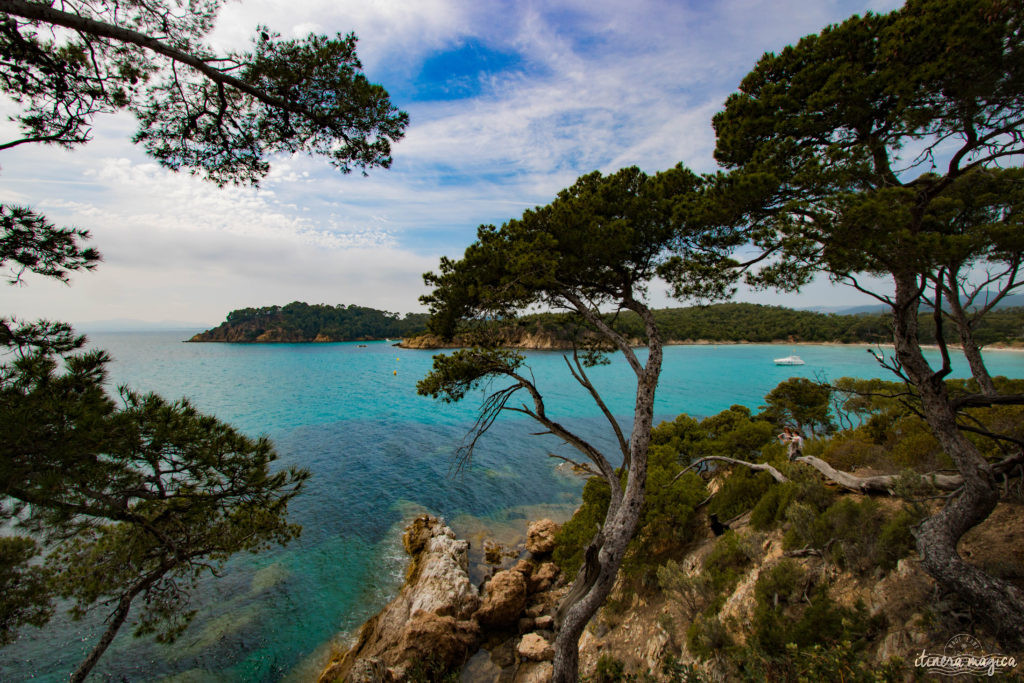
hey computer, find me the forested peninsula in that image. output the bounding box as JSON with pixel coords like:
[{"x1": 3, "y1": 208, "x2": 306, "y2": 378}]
[
  {"x1": 191, "y1": 301, "x2": 1024, "y2": 346},
  {"x1": 188, "y1": 302, "x2": 430, "y2": 342},
  {"x1": 401, "y1": 303, "x2": 1024, "y2": 349}
]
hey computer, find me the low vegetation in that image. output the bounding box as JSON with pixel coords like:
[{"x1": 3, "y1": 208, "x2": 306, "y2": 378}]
[{"x1": 555, "y1": 374, "x2": 1024, "y2": 679}]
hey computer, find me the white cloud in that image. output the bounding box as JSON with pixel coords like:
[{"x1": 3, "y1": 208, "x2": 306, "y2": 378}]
[{"x1": 0, "y1": 0, "x2": 906, "y2": 325}]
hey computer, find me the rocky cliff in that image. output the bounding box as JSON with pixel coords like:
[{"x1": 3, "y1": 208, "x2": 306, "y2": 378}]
[
  {"x1": 188, "y1": 318, "x2": 335, "y2": 343},
  {"x1": 321, "y1": 498, "x2": 1024, "y2": 682},
  {"x1": 319, "y1": 515, "x2": 567, "y2": 683}
]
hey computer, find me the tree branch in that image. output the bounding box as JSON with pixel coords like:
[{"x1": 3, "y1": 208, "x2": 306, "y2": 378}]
[{"x1": 0, "y1": 0, "x2": 313, "y2": 119}]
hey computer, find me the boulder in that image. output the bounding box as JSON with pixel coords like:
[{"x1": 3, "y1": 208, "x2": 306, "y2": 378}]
[
  {"x1": 517, "y1": 633, "x2": 555, "y2": 661},
  {"x1": 319, "y1": 515, "x2": 480, "y2": 682},
  {"x1": 534, "y1": 615, "x2": 554, "y2": 630},
  {"x1": 526, "y1": 519, "x2": 560, "y2": 555},
  {"x1": 476, "y1": 569, "x2": 528, "y2": 627},
  {"x1": 530, "y1": 562, "x2": 559, "y2": 591},
  {"x1": 514, "y1": 661, "x2": 553, "y2": 683}
]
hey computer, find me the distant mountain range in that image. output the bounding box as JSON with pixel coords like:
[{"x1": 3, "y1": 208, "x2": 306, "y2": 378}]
[{"x1": 806, "y1": 292, "x2": 1024, "y2": 316}]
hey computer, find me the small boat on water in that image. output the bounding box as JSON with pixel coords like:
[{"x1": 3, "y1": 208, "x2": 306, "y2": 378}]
[{"x1": 774, "y1": 354, "x2": 805, "y2": 366}]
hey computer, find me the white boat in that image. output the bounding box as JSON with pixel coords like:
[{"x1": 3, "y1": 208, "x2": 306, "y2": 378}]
[{"x1": 774, "y1": 354, "x2": 805, "y2": 366}]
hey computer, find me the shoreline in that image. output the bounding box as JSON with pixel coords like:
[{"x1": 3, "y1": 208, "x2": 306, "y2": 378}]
[{"x1": 397, "y1": 337, "x2": 1024, "y2": 352}]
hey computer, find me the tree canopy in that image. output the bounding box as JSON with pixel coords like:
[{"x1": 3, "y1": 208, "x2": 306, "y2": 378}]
[
  {"x1": 0, "y1": 0, "x2": 405, "y2": 676},
  {"x1": 194, "y1": 301, "x2": 430, "y2": 342},
  {"x1": 0, "y1": 318, "x2": 309, "y2": 680},
  {"x1": 418, "y1": 165, "x2": 747, "y2": 682},
  {"x1": 709, "y1": 0, "x2": 1024, "y2": 641},
  {"x1": 0, "y1": 0, "x2": 408, "y2": 283}
]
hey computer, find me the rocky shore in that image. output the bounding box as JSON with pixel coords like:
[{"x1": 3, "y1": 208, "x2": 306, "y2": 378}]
[{"x1": 319, "y1": 515, "x2": 567, "y2": 682}]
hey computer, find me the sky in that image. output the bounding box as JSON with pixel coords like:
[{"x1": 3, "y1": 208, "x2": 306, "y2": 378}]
[{"x1": 0, "y1": 0, "x2": 903, "y2": 328}]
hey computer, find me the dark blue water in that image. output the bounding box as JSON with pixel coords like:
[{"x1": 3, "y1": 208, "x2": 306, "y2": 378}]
[{"x1": 4, "y1": 334, "x2": 1023, "y2": 681}]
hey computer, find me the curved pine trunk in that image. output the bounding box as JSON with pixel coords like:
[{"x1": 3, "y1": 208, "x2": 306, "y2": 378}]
[
  {"x1": 551, "y1": 314, "x2": 662, "y2": 682},
  {"x1": 892, "y1": 274, "x2": 1024, "y2": 642},
  {"x1": 956, "y1": 322, "x2": 998, "y2": 397}
]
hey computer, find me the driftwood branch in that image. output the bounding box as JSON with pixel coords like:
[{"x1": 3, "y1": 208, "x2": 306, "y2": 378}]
[{"x1": 671, "y1": 456, "x2": 789, "y2": 485}]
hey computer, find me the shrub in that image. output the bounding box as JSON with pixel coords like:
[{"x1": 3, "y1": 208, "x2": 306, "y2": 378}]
[
  {"x1": 783, "y1": 497, "x2": 921, "y2": 574},
  {"x1": 686, "y1": 615, "x2": 733, "y2": 661},
  {"x1": 554, "y1": 476, "x2": 610, "y2": 575},
  {"x1": 703, "y1": 530, "x2": 754, "y2": 595},
  {"x1": 750, "y1": 482, "x2": 797, "y2": 530},
  {"x1": 658, "y1": 560, "x2": 711, "y2": 616},
  {"x1": 708, "y1": 468, "x2": 774, "y2": 521}
]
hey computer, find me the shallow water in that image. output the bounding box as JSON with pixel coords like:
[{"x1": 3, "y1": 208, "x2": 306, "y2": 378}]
[{"x1": 4, "y1": 334, "x2": 1023, "y2": 681}]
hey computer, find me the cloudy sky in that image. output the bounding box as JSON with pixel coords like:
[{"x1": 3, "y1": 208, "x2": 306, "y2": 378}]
[{"x1": 0, "y1": 0, "x2": 901, "y2": 328}]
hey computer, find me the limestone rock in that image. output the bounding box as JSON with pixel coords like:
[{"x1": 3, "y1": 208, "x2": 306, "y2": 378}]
[
  {"x1": 518, "y1": 633, "x2": 554, "y2": 661},
  {"x1": 476, "y1": 569, "x2": 528, "y2": 627},
  {"x1": 319, "y1": 515, "x2": 480, "y2": 682},
  {"x1": 530, "y1": 562, "x2": 559, "y2": 592},
  {"x1": 534, "y1": 615, "x2": 554, "y2": 630},
  {"x1": 526, "y1": 519, "x2": 560, "y2": 555},
  {"x1": 514, "y1": 661, "x2": 553, "y2": 683}
]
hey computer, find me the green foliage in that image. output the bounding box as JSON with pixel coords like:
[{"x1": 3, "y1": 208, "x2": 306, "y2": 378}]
[
  {"x1": 0, "y1": 537, "x2": 53, "y2": 645},
  {"x1": 686, "y1": 614, "x2": 733, "y2": 661},
  {"x1": 0, "y1": 322, "x2": 308, "y2": 657},
  {"x1": 749, "y1": 482, "x2": 798, "y2": 530},
  {"x1": 1, "y1": 2, "x2": 407, "y2": 184},
  {"x1": 594, "y1": 654, "x2": 627, "y2": 682},
  {"x1": 421, "y1": 165, "x2": 704, "y2": 338},
  {"x1": 761, "y1": 378, "x2": 834, "y2": 436},
  {"x1": 657, "y1": 560, "x2": 711, "y2": 617},
  {"x1": 0, "y1": 205, "x2": 100, "y2": 285},
  {"x1": 204, "y1": 301, "x2": 429, "y2": 341},
  {"x1": 707, "y1": 468, "x2": 774, "y2": 521},
  {"x1": 703, "y1": 531, "x2": 755, "y2": 595},
  {"x1": 783, "y1": 497, "x2": 921, "y2": 574},
  {"x1": 554, "y1": 477, "x2": 611, "y2": 576},
  {"x1": 622, "y1": 446, "x2": 706, "y2": 576},
  {"x1": 553, "y1": 452, "x2": 707, "y2": 578},
  {"x1": 686, "y1": 558, "x2": 896, "y2": 681},
  {"x1": 412, "y1": 301, "x2": 1024, "y2": 348}
]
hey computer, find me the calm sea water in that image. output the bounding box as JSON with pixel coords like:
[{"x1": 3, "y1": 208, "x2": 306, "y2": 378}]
[{"x1": 5, "y1": 333, "x2": 1024, "y2": 681}]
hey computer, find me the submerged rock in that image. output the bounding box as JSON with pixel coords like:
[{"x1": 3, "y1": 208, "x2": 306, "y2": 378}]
[{"x1": 319, "y1": 515, "x2": 480, "y2": 682}]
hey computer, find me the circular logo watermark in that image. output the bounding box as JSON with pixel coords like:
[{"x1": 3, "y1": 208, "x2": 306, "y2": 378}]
[{"x1": 915, "y1": 633, "x2": 1018, "y2": 677}]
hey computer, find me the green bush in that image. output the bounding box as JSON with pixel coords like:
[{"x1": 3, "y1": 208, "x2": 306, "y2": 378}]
[
  {"x1": 553, "y1": 476, "x2": 610, "y2": 576},
  {"x1": 703, "y1": 530, "x2": 754, "y2": 595},
  {"x1": 553, "y1": 445, "x2": 706, "y2": 578},
  {"x1": 783, "y1": 497, "x2": 920, "y2": 574},
  {"x1": 686, "y1": 614, "x2": 733, "y2": 661},
  {"x1": 708, "y1": 468, "x2": 774, "y2": 521},
  {"x1": 749, "y1": 482, "x2": 797, "y2": 530}
]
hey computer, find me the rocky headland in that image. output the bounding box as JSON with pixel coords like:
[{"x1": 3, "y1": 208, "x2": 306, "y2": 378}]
[
  {"x1": 319, "y1": 515, "x2": 566, "y2": 683},
  {"x1": 317, "y1": 494, "x2": 1024, "y2": 682}
]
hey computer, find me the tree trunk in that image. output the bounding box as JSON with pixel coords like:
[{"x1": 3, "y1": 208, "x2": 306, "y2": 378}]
[
  {"x1": 70, "y1": 563, "x2": 172, "y2": 682},
  {"x1": 891, "y1": 273, "x2": 1024, "y2": 642},
  {"x1": 71, "y1": 593, "x2": 134, "y2": 683},
  {"x1": 551, "y1": 311, "x2": 662, "y2": 682},
  {"x1": 945, "y1": 285, "x2": 997, "y2": 396},
  {"x1": 956, "y1": 322, "x2": 998, "y2": 396}
]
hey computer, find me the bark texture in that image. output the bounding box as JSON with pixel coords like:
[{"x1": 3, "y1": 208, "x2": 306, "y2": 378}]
[
  {"x1": 892, "y1": 273, "x2": 1024, "y2": 642},
  {"x1": 550, "y1": 305, "x2": 663, "y2": 683}
]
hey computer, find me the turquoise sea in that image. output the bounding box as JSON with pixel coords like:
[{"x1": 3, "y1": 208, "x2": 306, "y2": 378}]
[{"x1": 4, "y1": 333, "x2": 1024, "y2": 681}]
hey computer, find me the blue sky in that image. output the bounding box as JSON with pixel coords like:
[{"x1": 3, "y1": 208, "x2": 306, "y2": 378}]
[{"x1": 0, "y1": 0, "x2": 901, "y2": 326}]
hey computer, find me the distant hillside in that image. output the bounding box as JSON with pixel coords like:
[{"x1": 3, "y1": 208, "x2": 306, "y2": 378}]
[
  {"x1": 810, "y1": 291, "x2": 1024, "y2": 316},
  {"x1": 401, "y1": 303, "x2": 1024, "y2": 348},
  {"x1": 189, "y1": 302, "x2": 430, "y2": 343}
]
